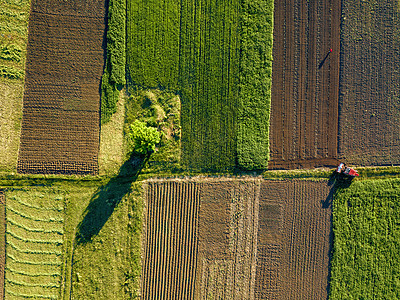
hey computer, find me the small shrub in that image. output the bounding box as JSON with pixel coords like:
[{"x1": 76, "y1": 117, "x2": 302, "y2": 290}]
[{"x1": 128, "y1": 120, "x2": 161, "y2": 155}]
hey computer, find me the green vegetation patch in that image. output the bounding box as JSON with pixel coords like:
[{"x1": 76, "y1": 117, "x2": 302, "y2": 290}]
[
  {"x1": 101, "y1": 0, "x2": 126, "y2": 123},
  {"x1": 237, "y1": 0, "x2": 273, "y2": 170},
  {"x1": 126, "y1": 0, "x2": 274, "y2": 171},
  {"x1": 330, "y1": 178, "x2": 400, "y2": 299},
  {"x1": 125, "y1": 89, "x2": 182, "y2": 173}
]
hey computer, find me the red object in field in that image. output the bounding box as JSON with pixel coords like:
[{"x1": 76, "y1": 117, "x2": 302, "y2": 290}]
[
  {"x1": 336, "y1": 163, "x2": 359, "y2": 177},
  {"x1": 329, "y1": 48, "x2": 333, "y2": 53}
]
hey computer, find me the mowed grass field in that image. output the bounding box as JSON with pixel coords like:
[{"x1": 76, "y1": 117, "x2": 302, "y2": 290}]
[
  {"x1": 127, "y1": 0, "x2": 273, "y2": 170},
  {"x1": 0, "y1": 0, "x2": 30, "y2": 172},
  {"x1": 331, "y1": 178, "x2": 400, "y2": 299},
  {"x1": 4, "y1": 189, "x2": 64, "y2": 299}
]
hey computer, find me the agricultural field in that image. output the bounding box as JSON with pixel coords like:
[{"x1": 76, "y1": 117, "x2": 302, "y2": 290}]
[
  {"x1": 338, "y1": 0, "x2": 400, "y2": 166},
  {"x1": 141, "y1": 178, "x2": 332, "y2": 299},
  {"x1": 127, "y1": 0, "x2": 273, "y2": 170},
  {"x1": 4, "y1": 189, "x2": 64, "y2": 299},
  {"x1": 17, "y1": 0, "x2": 107, "y2": 174},
  {"x1": 0, "y1": 0, "x2": 30, "y2": 172},
  {"x1": 330, "y1": 178, "x2": 400, "y2": 299},
  {"x1": 269, "y1": 0, "x2": 341, "y2": 169}
]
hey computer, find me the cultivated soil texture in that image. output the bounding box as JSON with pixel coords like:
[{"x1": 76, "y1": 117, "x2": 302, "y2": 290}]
[
  {"x1": 269, "y1": 0, "x2": 341, "y2": 169},
  {"x1": 338, "y1": 0, "x2": 400, "y2": 166},
  {"x1": 0, "y1": 191, "x2": 4, "y2": 300},
  {"x1": 141, "y1": 179, "x2": 332, "y2": 299},
  {"x1": 17, "y1": 0, "x2": 106, "y2": 174}
]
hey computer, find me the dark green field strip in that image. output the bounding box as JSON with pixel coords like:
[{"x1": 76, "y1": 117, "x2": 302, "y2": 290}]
[
  {"x1": 331, "y1": 179, "x2": 400, "y2": 299},
  {"x1": 237, "y1": 0, "x2": 273, "y2": 170},
  {"x1": 179, "y1": 0, "x2": 240, "y2": 170}
]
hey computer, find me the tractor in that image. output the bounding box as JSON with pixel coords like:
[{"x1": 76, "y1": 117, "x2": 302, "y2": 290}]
[{"x1": 336, "y1": 163, "x2": 359, "y2": 178}]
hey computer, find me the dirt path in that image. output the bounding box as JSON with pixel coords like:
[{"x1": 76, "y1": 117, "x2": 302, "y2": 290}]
[
  {"x1": 17, "y1": 0, "x2": 106, "y2": 174},
  {"x1": 269, "y1": 0, "x2": 341, "y2": 169}
]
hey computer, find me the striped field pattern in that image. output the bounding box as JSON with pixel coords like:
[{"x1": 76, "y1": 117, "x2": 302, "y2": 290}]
[
  {"x1": 141, "y1": 181, "x2": 200, "y2": 299},
  {"x1": 5, "y1": 190, "x2": 64, "y2": 300}
]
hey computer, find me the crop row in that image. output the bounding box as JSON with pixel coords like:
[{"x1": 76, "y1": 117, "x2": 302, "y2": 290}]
[
  {"x1": 5, "y1": 191, "x2": 64, "y2": 300},
  {"x1": 101, "y1": 0, "x2": 126, "y2": 123},
  {"x1": 126, "y1": 0, "x2": 274, "y2": 170}
]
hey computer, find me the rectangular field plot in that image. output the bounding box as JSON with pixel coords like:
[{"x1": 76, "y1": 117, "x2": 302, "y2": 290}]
[
  {"x1": 257, "y1": 180, "x2": 332, "y2": 299},
  {"x1": 0, "y1": 191, "x2": 5, "y2": 300},
  {"x1": 4, "y1": 189, "x2": 64, "y2": 299},
  {"x1": 269, "y1": 0, "x2": 341, "y2": 169},
  {"x1": 17, "y1": 0, "x2": 106, "y2": 175},
  {"x1": 142, "y1": 179, "x2": 332, "y2": 299},
  {"x1": 338, "y1": 0, "x2": 400, "y2": 166}
]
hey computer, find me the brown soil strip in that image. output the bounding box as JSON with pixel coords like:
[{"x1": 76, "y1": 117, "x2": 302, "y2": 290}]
[
  {"x1": 256, "y1": 180, "x2": 332, "y2": 299},
  {"x1": 0, "y1": 191, "x2": 5, "y2": 300},
  {"x1": 17, "y1": 0, "x2": 106, "y2": 174},
  {"x1": 269, "y1": 0, "x2": 341, "y2": 169},
  {"x1": 338, "y1": 0, "x2": 400, "y2": 166}
]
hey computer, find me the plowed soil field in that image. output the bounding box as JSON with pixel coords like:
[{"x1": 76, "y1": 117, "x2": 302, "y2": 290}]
[
  {"x1": 269, "y1": 0, "x2": 341, "y2": 169},
  {"x1": 338, "y1": 0, "x2": 400, "y2": 166},
  {"x1": 141, "y1": 179, "x2": 332, "y2": 299},
  {"x1": 17, "y1": 0, "x2": 106, "y2": 174}
]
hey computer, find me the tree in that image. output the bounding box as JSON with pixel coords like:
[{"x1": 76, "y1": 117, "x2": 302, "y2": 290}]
[{"x1": 128, "y1": 120, "x2": 161, "y2": 155}]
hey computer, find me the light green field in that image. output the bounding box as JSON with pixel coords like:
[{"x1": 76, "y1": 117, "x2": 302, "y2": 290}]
[{"x1": 331, "y1": 178, "x2": 400, "y2": 299}]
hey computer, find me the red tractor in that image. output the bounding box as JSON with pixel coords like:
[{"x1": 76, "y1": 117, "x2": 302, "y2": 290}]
[{"x1": 336, "y1": 163, "x2": 359, "y2": 178}]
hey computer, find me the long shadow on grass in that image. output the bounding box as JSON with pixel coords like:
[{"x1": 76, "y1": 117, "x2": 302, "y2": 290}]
[
  {"x1": 75, "y1": 155, "x2": 147, "y2": 244},
  {"x1": 322, "y1": 171, "x2": 353, "y2": 298}
]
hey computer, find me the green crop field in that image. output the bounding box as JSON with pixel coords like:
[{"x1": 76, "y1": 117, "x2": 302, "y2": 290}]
[
  {"x1": 330, "y1": 178, "x2": 400, "y2": 299},
  {"x1": 126, "y1": 0, "x2": 273, "y2": 170}
]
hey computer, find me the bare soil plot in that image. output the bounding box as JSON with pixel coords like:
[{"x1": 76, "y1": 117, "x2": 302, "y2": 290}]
[
  {"x1": 17, "y1": 0, "x2": 106, "y2": 174},
  {"x1": 338, "y1": 0, "x2": 400, "y2": 166},
  {"x1": 256, "y1": 180, "x2": 332, "y2": 299},
  {"x1": 269, "y1": 0, "x2": 341, "y2": 169},
  {"x1": 141, "y1": 179, "x2": 332, "y2": 299}
]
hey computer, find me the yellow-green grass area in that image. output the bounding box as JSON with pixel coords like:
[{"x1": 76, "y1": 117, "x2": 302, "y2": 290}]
[
  {"x1": 99, "y1": 91, "x2": 126, "y2": 176},
  {"x1": 70, "y1": 181, "x2": 142, "y2": 299},
  {"x1": 0, "y1": 177, "x2": 144, "y2": 300},
  {"x1": 330, "y1": 178, "x2": 400, "y2": 299},
  {"x1": 0, "y1": 0, "x2": 30, "y2": 172},
  {"x1": 4, "y1": 189, "x2": 65, "y2": 299}
]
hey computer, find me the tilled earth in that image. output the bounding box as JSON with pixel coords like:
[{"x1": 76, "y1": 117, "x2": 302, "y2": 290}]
[
  {"x1": 269, "y1": 0, "x2": 341, "y2": 169},
  {"x1": 17, "y1": 0, "x2": 106, "y2": 174}
]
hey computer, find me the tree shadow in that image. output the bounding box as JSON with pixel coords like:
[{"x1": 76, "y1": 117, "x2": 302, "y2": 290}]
[{"x1": 75, "y1": 155, "x2": 148, "y2": 244}]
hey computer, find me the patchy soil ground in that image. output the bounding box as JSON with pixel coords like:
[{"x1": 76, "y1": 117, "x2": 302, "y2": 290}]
[
  {"x1": 141, "y1": 179, "x2": 332, "y2": 299},
  {"x1": 338, "y1": 0, "x2": 400, "y2": 166},
  {"x1": 269, "y1": 0, "x2": 341, "y2": 169},
  {"x1": 17, "y1": 0, "x2": 106, "y2": 174}
]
